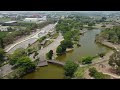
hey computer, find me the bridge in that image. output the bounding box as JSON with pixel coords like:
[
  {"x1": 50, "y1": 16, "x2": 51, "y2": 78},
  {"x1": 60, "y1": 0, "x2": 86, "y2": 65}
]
[
  {"x1": 47, "y1": 60, "x2": 65, "y2": 66},
  {"x1": 37, "y1": 59, "x2": 65, "y2": 67}
]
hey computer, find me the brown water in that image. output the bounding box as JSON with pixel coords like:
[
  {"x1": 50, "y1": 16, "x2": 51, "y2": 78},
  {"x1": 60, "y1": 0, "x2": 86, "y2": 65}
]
[
  {"x1": 22, "y1": 29, "x2": 110, "y2": 79},
  {"x1": 22, "y1": 63, "x2": 65, "y2": 79}
]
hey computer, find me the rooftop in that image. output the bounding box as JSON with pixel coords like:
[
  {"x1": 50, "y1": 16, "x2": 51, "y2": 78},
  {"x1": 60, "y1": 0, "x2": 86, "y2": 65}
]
[{"x1": 5, "y1": 21, "x2": 17, "y2": 23}]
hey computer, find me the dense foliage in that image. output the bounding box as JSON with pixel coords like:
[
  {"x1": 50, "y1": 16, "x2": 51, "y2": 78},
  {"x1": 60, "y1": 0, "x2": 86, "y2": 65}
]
[
  {"x1": 46, "y1": 50, "x2": 53, "y2": 60},
  {"x1": 2, "y1": 21, "x2": 54, "y2": 46},
  {"x1": 89, "y1": 67, "x2": 110, "y2": 79},
  {"x1": 0, "y1": 48, "x2": 5, "y2": 62},
  {"x1": 96, "y1": 26, "x2": 120, "y2": 44},
  {"x1": 82, "y1": 56, "x2": 93, "y2": 64},
  {"x1": 64, "y1": 60, "x2": 78, "y2": 77},
  {"x1": 109, "y1": 51, "x2": 120, "y2": 74}
]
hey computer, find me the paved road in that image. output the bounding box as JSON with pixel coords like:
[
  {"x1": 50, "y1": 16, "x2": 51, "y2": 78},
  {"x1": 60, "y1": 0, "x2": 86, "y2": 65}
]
[
  {"x1": 6, "y1": 23, "x2": 57, "y2": 54},
  {"x1": 0, "y1": 23, "x2": 57, "y2": 77},
  {"x1": 0, "y1": 64, "x2": 13, "y2": 77}
]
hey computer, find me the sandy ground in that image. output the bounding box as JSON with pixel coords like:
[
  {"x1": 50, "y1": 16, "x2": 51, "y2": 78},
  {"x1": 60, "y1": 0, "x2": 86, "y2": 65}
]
[
  {"x1": 83, "y1": 40, "x2": 120, "y2": 79},
  {"x1": 37, "y1": 33, "x2": 64, "y2": 61}
]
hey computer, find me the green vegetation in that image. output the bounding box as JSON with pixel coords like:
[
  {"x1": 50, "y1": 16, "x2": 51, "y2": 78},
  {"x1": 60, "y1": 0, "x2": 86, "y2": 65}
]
[
  {"x1": 56, "y1": 45, "x2": 65, "y2": 54},
  {"x1": 0, "y1": 32, "x2": 8, "y2": 39},
  {"x1": 46, "y1": 50, "x2": 53, "y2": 60},
  {"x1": 56, "y1": 40, "x2": 73, "y2": 54},
  {"x1": 96, "y1": 26, "x2": 120, "y2": 44},
  {"x1": 8, "y1": 48, "x2": 36, "y2": 78},
  {"x1": 9, "y1": 48, "x2": 27, "y2": 65},
  {"x1": 50, "y1": 33, "x2": 59, "y2": 39},
  {"x1": 82, "y1": 56, "x2": 93, "y2": 64},
  {"x1": 0, "y1": 48, "x2": 5, "y2": 62},
  {"x1": 2, "y1": 21, "x2": 54, "y2": 46},
  {"x1": 43, "y1": 40, "x2": 53, "y2": 48},
  {"x1": 89, "y1": 67, "x2": 110, "y2": 79},
  {"x1": 109, "y1": 51, "x2": 120, "y2": 74},
  {"x1": 64, "y1": 60, "x2": 78, "y2": 78},
  {"x1": 74, "y1": 67, "x2": 85, "y2": 79},
  {"x1": 38, "y1": 36, "x2": 47, "y2": 43}
]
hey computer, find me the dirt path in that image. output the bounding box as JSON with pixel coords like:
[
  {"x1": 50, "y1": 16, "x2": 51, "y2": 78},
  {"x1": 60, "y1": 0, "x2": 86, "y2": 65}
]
[{"x1": 83, "y1": 40, "x2": 120, "y2": 79}]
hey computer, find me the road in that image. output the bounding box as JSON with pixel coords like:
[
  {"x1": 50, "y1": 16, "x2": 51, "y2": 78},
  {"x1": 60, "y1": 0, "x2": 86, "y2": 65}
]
[
  {"x1": 0, "y1": 23, "x2": 57, "y2": 77},
  {"x1": 5, "y1": 23, "x2": 57, "y2": 54}
]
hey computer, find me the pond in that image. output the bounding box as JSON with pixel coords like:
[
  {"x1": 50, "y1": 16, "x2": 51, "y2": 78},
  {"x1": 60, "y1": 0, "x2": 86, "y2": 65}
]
[
  {"x1": 56, "y1": 29, "x2": 110, "y2": 62},
  {"x1": 22, "y1": 63, "x2": 65, "y2": 79},
  {"x1": 22, "y1": 29, "x2": 110, "y2": 79}
]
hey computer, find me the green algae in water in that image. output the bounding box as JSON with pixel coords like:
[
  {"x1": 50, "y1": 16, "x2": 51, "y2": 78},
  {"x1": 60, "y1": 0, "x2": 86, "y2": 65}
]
[{"x1": 22, "y1": 63, "x2": 65, "y2": 79}]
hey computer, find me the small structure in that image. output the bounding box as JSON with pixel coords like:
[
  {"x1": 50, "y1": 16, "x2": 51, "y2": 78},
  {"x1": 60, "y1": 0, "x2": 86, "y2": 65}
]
[
  {"x1": 0, "y1": 26, "x2": 9, "y2": 31},
  {"x1": 37, "y1": 60, "x2": 48, "y2": 67},
  {"x1": 3, "y1": 21, "x2": 17, "y2": 26}
]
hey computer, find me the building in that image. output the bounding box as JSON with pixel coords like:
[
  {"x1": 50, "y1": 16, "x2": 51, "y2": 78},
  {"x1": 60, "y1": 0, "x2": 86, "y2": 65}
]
[
  {"x1": 0, "y1": 26, "x2": 9, "y2": 31},
  {"x1": 24, "y1": 18, "x2": 39, "y2": 22},
  {"x1": 3, "y1": 21, "x2": 17, "y2": 26},
  {"x1": 24, "y1": 16, "x2": 47, "y2": 22}
]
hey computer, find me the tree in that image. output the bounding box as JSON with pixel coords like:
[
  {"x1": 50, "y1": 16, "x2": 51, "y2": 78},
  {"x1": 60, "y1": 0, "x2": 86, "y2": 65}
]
[
  {"x1": 60, "y1": 40, "x2": 73, "y2": 48},
  {"x1": 89, "y1": 67, "x2": 110, "y2": 79},
  {"x1": 89, "y1": 67, "x2": 97, "y2": 77},
  {"x1": 16, "y1": 56, "x2": 36, "y2": 73},
  {"x1": 0, "y1": 38, "x2": 4, "y2": 49},
  {"x1": 74, "y1": 67, "x2": 85, "y2": 79},
  {"x1": 109, "y1": 51, "x2": 120, "y2": 74},
  {"x1": 9, "y1": 48, "x2": 27, "y2": 65},
  {"x1": 56, "y1": 45, "x2": 66, "y2": 54},
  {"x1": 82, "y1": 56, "x2": 93, "y2": 64},
  {"x1": 64, "y1": 60, "x2": 78, "y2": 77},
  {"x1": 33, "y1": 51, "x2": 39, "y2": 59},
  {"x1": 46, "y1": 50, "x2": 53, "y2": 60},
  {"x1": 0, "y1": 48, "x2": 5, "y2": 61}
]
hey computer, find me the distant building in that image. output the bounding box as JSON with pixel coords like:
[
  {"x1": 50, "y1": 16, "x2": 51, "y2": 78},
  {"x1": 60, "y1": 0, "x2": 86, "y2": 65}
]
[
  {"x1": 3, "y1": 21, "x2": 17, "y2": 26},
  {"x1": 0, "y1": 26, "x2": 9, "y2": 31},
  {"x1": 24, "y1": 16, "x2": 47, "y2": 22}
]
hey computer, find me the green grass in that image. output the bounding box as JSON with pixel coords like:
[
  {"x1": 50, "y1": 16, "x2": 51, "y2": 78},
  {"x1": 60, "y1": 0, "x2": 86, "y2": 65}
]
[
  {"x1": 0, "y1": 18, "x2": 12, "y2": 22},
  {"x1": 0, "y1": 32, "x2": 8, "y2": 38},
  {"x1": 50, "y1": 33, "x2": 59, "y2": 39},
  {"x1": 43, "y1": 40, "x2": 53, "y2": 48}
]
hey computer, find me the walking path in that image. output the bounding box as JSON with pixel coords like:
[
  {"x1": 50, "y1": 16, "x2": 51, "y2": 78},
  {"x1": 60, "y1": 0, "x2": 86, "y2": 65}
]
[{"x1": 5, "y1": 23, "x2": 57, "y2": 54}]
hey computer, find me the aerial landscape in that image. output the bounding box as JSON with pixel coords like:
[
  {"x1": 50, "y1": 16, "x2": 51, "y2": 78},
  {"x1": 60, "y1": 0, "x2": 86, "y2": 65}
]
[{"x1": 0, "y1": 11, "x2": 120, "y2": 79}]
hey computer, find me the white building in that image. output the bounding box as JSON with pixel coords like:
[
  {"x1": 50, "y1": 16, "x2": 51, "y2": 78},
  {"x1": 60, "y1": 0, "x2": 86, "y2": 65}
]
[
  {"x1": 24, "y1": 16, "x2": 47, "y2": 22},
  {"x1": 0, "y1": 26, "x2": 9, "y2": 31}
]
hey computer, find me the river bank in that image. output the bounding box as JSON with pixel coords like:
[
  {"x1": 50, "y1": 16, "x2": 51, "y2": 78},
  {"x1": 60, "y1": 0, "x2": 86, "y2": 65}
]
[{"x1": 85, "y1": 37, "x2": 120, "y2": 79}]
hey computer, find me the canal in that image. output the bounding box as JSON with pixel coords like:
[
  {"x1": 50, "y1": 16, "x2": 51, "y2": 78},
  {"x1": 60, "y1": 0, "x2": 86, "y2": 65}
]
[{"x1": 22, "y1": 29, "x2": 110, "y2": 79}]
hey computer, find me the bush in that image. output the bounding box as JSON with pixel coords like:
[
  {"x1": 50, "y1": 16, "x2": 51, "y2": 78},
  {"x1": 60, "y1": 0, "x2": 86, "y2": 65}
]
[
  {"x1": 89, "y1": 67, "x2": 110, "y2": 79},
  {"x1": 56, "y1": 45, "x2": 66, "y2": 54},
  {"x1": 82, "y1": 56, "x2": 93, "y2": 64},
  {"x1": 46, "y1": 50, "x2": 53, "y2": 60},
  {"x1": 64, "y1": 60, "x2": 78, "y2": 77}
]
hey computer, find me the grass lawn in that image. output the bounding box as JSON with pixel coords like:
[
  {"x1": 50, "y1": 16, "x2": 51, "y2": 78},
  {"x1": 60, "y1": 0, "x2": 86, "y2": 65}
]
[
  {"x1": 0, "y1": 18, "x2": 12, "y2": 22},
  {"x1": 0, "y1": 32, "x2": 8, "y2": 38}
]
